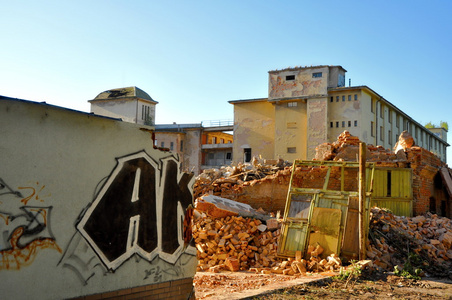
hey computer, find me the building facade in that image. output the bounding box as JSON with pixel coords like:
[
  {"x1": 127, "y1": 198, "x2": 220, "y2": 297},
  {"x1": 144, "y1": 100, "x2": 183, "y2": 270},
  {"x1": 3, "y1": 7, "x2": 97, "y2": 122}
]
[
  {"x1": 154, "y1": 123, "x2": 233, "y2": 175},
  {"x1": 89, "y1": 86, "x2": 157, "y2": 125},
  {"x1": 229, "y1": 65, "x2": 448, "y2": 163}
]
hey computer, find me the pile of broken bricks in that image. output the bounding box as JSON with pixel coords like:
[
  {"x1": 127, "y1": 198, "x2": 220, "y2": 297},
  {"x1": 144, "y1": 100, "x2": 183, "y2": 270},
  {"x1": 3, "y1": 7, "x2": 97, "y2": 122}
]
[
  {"x1": 193, "y1": 212, "x2": 343, "y2": 275},
  {"x1": 368, "y1": 207, "x2": 452, "y2": 277}
]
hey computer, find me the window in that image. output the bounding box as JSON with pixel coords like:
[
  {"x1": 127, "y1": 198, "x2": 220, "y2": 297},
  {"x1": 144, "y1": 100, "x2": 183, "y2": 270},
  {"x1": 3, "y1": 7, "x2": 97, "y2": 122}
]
[
  {"x1": 180, "y1": 141, "x2": 184, "y2": 151},
  {"x1": 348, "y1": 121, "x2": 351, "y2": 127},
  {"x1": 226, "y1": 152, "x2": 232, "y2": 160},
  {"x1": 388, "y1": 130, "x2": 392, "y2": 144},
  {"x1": 330, "y1": 97, "x2": 333, "y2": 103},
  {"x1": 286, "y1": 75, "x2": 295, "y2": 81},
  {"x1": 342, "y1": 96, "x2": 345, "y2": 102},
  {"x1": 142, "y1": 105, "x2": 151, "y2": 121},
  {"x1": 342, "y1": 121, "x2": 345, "y2": 127},
  {"x1": 336, "y1": 121, "x2": 339, "y2": 128},
  {"x1": 244, "y1": 148, "x2": 252, "y2": 163},
  {"x1": 371, "y1": 122, "x2": 375, "y2": 136},
  {"x1": 388, "y1": 110, "x2": 392, "y2": 123},
  {"x1": 380, "y1": 126, "x2": 384, "y2": 141},
  {"x1": 330, "y1": 122, "x2": 333, "y2": 128},
  {"x1": 380, "y1": 104, "x2": 384, "y2": 119},
  {"x1": 287, "y1": 102, "x2": 297, "y2": 107},
  {"x1": 312, "y1": 72, "x2": 322, "y2": 78},
  {"x1": 336, "y1": 96, "x2": 339, "y2": 102},
  {"x1": 220, "y1": 139, "x2": 224, "y2": 144},
  {"x1": 212, "y1": 137, "x2": 217, "y2": 144},
  {"x1": 170, "y1": 142, "x2": 174, "y2": 151},
  {"x1": 287, "y1": 147, "x2": 297, "y2": 153},
  {"x1": 348, "y1": 95, "x2": 351, "y2": 101},
  {"x1": 354, "y1": 94, "x2": 358, "y2": 101},
  {"x1": 354, "y1": 120, "x2": 358, "y2": 127},
  {"x1": 371, "y1": 99, "x2": 374, "y2": 113},
  {"x1": 161, "y1": 141, "x2": 165, "y2": 148}
]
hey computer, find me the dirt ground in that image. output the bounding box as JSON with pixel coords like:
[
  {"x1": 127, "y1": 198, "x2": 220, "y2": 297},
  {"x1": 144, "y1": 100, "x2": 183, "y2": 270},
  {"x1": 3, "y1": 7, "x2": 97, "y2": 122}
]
[{"x1": 194, "y1": 269, "x2": 452, "y2": 300}]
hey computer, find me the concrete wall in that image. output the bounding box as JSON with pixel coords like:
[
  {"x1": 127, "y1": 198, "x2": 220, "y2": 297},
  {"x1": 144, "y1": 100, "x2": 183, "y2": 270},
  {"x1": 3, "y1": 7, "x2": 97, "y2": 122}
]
[
  {"x1": 232, "y1": 100, "x2": 275, "y2": 163},
  {"x1": 274, "y1": 101, "x2": 308, "y2": 160},
  {"x1": 90, "y1": 99, "x2": 139, "y2": 123},
  {"x1": 327, "y1": 91, "x2": 363, "y2": 143},
  {"x1": 268, "y1": 67, "x2": 329, "y2": 100},
  {"x1": 0, "y1": 99, "x2": 196, "y2": 299},
  {"x1": 307, "y1": 98, "x2": 328, "y2": 159}
]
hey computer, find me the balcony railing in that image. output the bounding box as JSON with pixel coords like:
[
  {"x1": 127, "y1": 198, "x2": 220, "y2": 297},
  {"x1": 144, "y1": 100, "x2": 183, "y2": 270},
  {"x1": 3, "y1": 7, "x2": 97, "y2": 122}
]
[{"x1": 201, "y1": 119, "x2": 233, "y2": 127}]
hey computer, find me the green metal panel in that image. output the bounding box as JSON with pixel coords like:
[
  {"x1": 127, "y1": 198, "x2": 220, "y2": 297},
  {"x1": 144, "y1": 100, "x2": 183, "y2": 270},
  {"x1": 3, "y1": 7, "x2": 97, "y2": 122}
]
[{"x1": 371, "y1": 168, "x2": 413, "y2": 216}]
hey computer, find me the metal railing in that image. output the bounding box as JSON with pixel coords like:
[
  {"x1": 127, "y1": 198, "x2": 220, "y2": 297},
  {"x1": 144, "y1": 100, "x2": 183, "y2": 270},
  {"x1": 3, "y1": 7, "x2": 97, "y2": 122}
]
[{"x1": 201, "y1": 119, "x2": 233, "y2": 127}]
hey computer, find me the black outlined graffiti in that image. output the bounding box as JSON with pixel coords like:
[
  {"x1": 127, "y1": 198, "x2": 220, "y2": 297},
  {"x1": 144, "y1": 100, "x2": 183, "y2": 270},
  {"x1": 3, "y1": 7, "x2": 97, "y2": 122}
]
[{"x1": 60, "y1": 151, "x2": 196, "y2": 284}]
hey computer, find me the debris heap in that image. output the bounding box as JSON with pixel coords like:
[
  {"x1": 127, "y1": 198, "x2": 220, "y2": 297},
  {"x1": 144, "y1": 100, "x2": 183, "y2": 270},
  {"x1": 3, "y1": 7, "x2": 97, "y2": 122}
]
[
  {"x1": 193, "y1": 212, "x2": 343, "y2": 275},
  {"x1": 368, "y1": 207, "x2": 452, "y2": 277}
]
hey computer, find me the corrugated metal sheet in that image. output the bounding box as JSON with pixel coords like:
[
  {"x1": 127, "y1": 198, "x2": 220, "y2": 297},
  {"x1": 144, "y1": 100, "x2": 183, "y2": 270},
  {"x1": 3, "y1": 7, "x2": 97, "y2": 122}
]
[{"x1": 371, "y1": 168, "x2": 413, "y2": 216}]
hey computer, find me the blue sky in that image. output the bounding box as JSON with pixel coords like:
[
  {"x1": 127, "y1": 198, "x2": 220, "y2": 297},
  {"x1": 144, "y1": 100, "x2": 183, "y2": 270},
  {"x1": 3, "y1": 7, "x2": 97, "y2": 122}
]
[{"x1": 1, "y1": 1, "x2": 451, "y2": 162}]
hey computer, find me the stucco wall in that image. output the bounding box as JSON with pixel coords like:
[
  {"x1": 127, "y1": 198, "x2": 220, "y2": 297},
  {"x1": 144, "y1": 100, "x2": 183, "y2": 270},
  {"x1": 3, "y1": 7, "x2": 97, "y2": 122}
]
[
  {"x1": 90, "y1": 99, "x2": 139, "y2": 123},
  {"x1": 0, "y1": 99, "x2": 196, "y2": 299},
  {"x1": 306, "y1": 98, "x2": 328, "y2": 159},
  {"x1": 232, "y1": 101, "x2": 275, "y2": 163},
  {"x1": 274, "y1": 101, "x2": 308, "y2": 160}
]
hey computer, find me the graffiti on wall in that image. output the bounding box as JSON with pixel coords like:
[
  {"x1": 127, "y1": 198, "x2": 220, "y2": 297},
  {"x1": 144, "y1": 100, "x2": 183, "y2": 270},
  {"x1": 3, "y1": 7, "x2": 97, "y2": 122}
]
[
  {"x1": 59, "y1": 151, "x2": 196, "y2": 284},
  {"x1": 0, "y1": 179, "x2": 61, "y2": 270}
]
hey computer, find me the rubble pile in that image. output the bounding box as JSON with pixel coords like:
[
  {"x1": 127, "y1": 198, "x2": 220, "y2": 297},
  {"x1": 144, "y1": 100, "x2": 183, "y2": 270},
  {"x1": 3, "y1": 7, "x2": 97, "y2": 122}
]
[
  {"x1": 193, "y1": 158, "x2": 292, "y2": 199},
  {"x1": 193, "y1": 213, "x2": 342, "y2": 275},
  {"x1": 368, "y1": 207, "x2": 452, "y2": 277},
  {"x1": 314, "y1": 130, "x2": 411, "y2": 162}
]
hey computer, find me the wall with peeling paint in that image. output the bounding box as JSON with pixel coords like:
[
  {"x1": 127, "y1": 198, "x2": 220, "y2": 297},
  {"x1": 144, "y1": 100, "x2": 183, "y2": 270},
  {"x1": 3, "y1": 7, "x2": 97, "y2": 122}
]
[
  {"x1": 0, "y1": 98, "x2": 196, "y2": 299},
  {"x1": 232, "y1": 100, "x2": 275, "y2": 163},
  {"x1": 268, "y1": 66, "x2": 329, "y2": 100}
]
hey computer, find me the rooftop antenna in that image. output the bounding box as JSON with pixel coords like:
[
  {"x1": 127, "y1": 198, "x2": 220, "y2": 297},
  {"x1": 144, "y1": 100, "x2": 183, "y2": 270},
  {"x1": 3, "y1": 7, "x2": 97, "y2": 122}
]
[{"x1": 349, "y1": 78, "x2": 351, "y2": 87}]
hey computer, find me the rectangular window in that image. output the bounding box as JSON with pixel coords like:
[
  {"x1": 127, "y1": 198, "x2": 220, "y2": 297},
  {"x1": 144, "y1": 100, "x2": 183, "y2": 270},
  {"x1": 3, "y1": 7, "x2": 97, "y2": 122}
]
[
  {"x1": 342, "y1": 121, "x2": 345, "y2": 127},
  {"x1": 388, "y1": 110, "x2": 392, "y2": 123},
  {"x1": 371, "y1": 99, "x2": 374, "y2": 113},
  {"x1": 286, "y1": 75, "x2": 295, "y2": 81},
  {"x1": 244, "y1": 148, "x2": 252, "y2": 163},
  {"x1": 348, "y1": 121, "x2": 351, "y2": 127},
  {"x1": 336, "y1": 121, "x2": 339, "y2": 128},
  {"x1": 348, "y1": 95, "x2": 351, "y2": 101},
  {"x1": 330, "y1": 122, "x2": 333, "y2": 128},
  {"x1": 170, "y1": 142, "x2": 174, "y2": 151},
  {"x1": 371, "y1": 122, "x2": 375, "y2": 137},
  {"x1": 380, "y1": 104, "x2": 384, "y2": 119},
  {"x1": 354, "y1": 94, "x2": 358, "y2": 101},
  {"x1": 226, "y1": 152, "x2": 232, "y2": 160},
  {"x1": 342, "y1": 95, "x2": 345, "y2": 102},
  {"x1": 312, "y1": 72, "x2": 322, "y2": 78},
  {"x1": 220, "y1": 139, "x2": 224, "y2": 144},
  {"x1": 380, "y1": 126, "x2": 384, "y2": 141},
  {"x1": 354, "y1": 120, "x2": 358, "y2": 127},
  {"x1": 161, "y1": 141, "x2": 165, "y2": 148},
  {"x1": 388, "y1": 130, "x2": 392, "y2": 144},
  {"x1": 287, "y1": 102, "x2": 297, "y2": 107},
  {"x1": 287, "y1": 147, "x2": 297, "y2": 153},
  {"x1": 180, "y1": 141, "x2": 184, "y2": 151},
  {"x1": 330, "y1": 97, "x2": 333, "y2": 103},
  {"x1": 336, "y1": 96, "x2": 339, "y2": 102}
]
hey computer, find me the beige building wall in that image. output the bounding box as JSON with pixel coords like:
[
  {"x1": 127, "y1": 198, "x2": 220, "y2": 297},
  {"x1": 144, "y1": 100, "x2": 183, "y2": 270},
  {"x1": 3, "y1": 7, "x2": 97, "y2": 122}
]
[
  {"x1": 184, "y1": 129, "x2": 202, "y2": 173},
  {"x1": 274, "y1": 100, "x2": 308, "y2": 160},
  {"x1": 90, "y1": 99, "x2": 139, "y2": 122},
  {"x1": 232, "y1": 100, "x2": 275, "y2": 163},
  {"x1": 307, "y1": 97, "x2": 328, "y2": 159}
]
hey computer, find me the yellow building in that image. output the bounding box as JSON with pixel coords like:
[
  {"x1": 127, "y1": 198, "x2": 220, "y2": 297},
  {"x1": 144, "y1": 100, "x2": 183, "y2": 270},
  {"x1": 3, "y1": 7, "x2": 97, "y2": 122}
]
[{"x1": 230, "y1": 65, "x2": 448, "y2": 163}]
